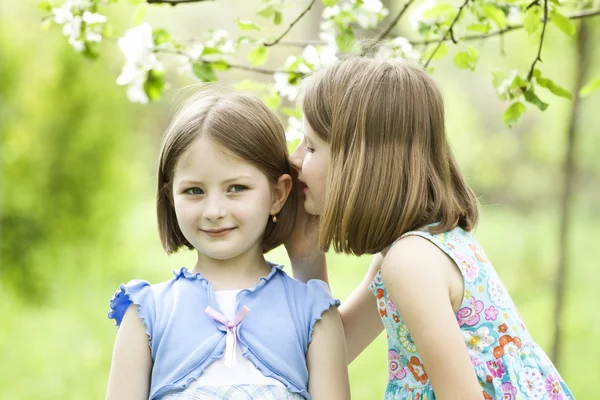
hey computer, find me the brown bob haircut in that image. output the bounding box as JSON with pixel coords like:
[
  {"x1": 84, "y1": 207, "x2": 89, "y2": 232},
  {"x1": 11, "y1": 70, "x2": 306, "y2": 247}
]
[
  {"x1": 301, "y1": 56, "x2": 478, "y2": 256},
  {"x1": 157, "y1": 91, "x2": 297, "y2": 254}
]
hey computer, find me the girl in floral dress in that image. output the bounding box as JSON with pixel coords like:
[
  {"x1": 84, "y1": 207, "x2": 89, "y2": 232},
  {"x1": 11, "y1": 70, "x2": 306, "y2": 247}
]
[{"x1": 287, "y1": 56, "x2": 574, "y2": 399}]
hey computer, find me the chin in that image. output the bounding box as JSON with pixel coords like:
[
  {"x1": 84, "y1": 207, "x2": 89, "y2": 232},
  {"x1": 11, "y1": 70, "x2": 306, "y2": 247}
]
[{"x1": 303, "y1": 198, "x2": 323, "y2": 216}]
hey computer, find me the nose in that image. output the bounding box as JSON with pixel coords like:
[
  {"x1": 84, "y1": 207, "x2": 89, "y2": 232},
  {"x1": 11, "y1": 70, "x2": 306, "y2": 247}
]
[
  {"x1": 203, "y1": 194, "x2": 226, "y2": 221},
  {"x1": 289, "y1": 142, "x2": 304, "y2": 171}
]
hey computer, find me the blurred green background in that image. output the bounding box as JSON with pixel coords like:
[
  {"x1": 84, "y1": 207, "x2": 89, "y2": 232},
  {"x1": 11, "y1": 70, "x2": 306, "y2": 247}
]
[{"x1": 1, "y1": 1, "x2": 598, "y2": 399}]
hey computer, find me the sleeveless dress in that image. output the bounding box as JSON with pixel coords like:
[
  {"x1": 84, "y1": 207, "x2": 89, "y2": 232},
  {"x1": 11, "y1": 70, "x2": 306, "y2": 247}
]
[{"x1": 368, "y1": 227, "x2": 574, "y2": 400}]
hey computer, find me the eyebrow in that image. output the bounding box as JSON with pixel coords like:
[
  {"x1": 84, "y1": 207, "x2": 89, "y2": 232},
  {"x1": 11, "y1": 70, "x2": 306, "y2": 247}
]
[{"x1": 178, "y1": 176, "x2": 255, "y2": 185}]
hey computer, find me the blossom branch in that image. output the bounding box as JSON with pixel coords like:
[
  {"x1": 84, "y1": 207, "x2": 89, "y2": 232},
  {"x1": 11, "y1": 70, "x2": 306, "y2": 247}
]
[
  {"x1": 378, "y1": 0, "x2": 416, "y2": 40},
  {"x1": 424, "y1": 0, "x2": 470, "y2": 68},
  {"x1": 413, "y1": 8, "x2": 600, "y2": 46},
  {"x1": 527, "y1": 0, "x2": 548, "y2": 81},
  {"x1": 264, "y1": 0, "x2": 317, "y2": 47},
  {"x1": 146, "y1": 0, "x2": 213, "y2": 5}
]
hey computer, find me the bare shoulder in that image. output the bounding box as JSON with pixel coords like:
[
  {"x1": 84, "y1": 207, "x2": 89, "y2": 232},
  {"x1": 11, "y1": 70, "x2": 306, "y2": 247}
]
[{"x1": 381, "y1": 235, "x2": 455, "y2": 279}]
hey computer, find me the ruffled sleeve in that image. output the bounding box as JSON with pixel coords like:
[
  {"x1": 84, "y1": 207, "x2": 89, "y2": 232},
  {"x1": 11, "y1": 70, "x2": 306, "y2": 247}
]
[
  {"x1": 108, "y1": 279, "x2": 155, "y2": 342},
  {"x1": 305, "y1": 279, "x2": 341, "y2": 345}
]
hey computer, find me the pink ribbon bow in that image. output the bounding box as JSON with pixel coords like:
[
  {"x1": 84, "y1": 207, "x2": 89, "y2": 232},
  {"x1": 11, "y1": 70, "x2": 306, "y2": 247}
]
[{"x1": 205, "y1": 305, "x2": 250, "y2": 368}]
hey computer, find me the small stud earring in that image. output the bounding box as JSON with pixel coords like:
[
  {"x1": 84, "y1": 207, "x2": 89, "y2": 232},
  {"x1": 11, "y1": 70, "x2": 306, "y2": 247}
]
[{"x1": 271, "y1": 214, "x2": 278, "y2": 223}]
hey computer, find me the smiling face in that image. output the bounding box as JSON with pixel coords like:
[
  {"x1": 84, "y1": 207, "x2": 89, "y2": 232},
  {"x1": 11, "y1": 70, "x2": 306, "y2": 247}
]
[
  {"x1": 289, "y1": 118, "x2": 330, "y2": 215},
  {"x1": 172, "y1": 136, "x2": 280, "y2": 262}
]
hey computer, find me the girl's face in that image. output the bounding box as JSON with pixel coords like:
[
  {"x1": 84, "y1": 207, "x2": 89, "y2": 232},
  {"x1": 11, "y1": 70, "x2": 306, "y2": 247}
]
[
  {"x1": 172, "y1": 136, "x2": 287, "y2": 262},
  {"x1": 289, "y1": 118, "x2": 330, "y2": 215}
]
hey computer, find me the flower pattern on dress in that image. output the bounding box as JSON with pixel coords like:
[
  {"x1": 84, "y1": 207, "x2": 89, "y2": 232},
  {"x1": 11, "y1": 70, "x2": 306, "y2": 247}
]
[
  {"x1": 484, "y1": 306, "x2": 499, "y2": 321},
  {"x1": 456, "y1": 252, "x2": 479, "y2": 281},
  {"x1": 369, "y1": 227, "x2": 574, "y2": 400},
  {"x1": 486, "y1": 359, "x2": 505, "y2": 379},
  {"x1": 500, "y1": 382, "x2": 518, "y2": 400},
  {"x1": 398, "y1": 324, "x2": 417, "y2": 353},
  {"x1": 462, "y1": 326, "x2": 495, "y2": 353},
  {"x1": 407, "y1": 356, "x2": 428, "y2": 385},
  {"x1": 488, "y1": 277, "x2": 511, "y2": 309},
  {"x1": 545, "y1": 374, "x2": 567, "y2": 400},
  {"x1": 388, "y1": 350, "x2": 407, "y2": 381},
  {"x1": 457, "y1": 297, "x2": 484, "y2": 326},
  {"x1": 518, "y1": 367, "x2": 545, "y2": 399}
]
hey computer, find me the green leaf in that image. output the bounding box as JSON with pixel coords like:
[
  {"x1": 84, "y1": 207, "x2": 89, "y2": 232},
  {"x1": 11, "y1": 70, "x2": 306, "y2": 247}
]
[
  {"x1": 481, "y1": 4, "x2": 506, "y2": 28},
  {"x1": 132, "y1": 3, "x2": 149, "y2": 25},
  {"x1": 273, "y1": 11, "x2": 283, "y2": 25},
  {"x1": 425, "y1": 42, "x2": 448, "y2": 61},
  {"x1": 236, "y1": 18, "x2": 262, "y2": 32},
  {"x1": 335, "y1": 28, "x2": 355, "y2": 53},
  {"x1": 524, "y1": 6, "x2": 542, "y2": 35},
  {"x1": 128, "y1": 0, "x2": 145, "y2": 4},
  {"x1": 536, "y1": 75, "x2": 572, "y2": 99},
  {"x1": 211, "y1": 60, "x2": 230, "y2": 71},
  {"x1": 193, "y1": 62, "x2": 217, "y2": 82},
  {"x1": 257, "y1": 5, "x2": 275, "y2": 18},
  {"x1": 82, "y1": 42, "x2": 100, "y2": 60},
  {"x1": 466, "y1": 23, "x2": 490, "y2": 33},
  {"x1": 236, "y1": 36, "x2": 255, "y2": 46},
  {"x1": 262, "y1": 92, "x2": 282, "y2": 110},
  {"x1": 580, "y1": 76, "x2": 600, "y2": 97},
  {"x1": 492, "y1": 71, "x2": 507, "y2": 88},
  {"x1": 202, "y1": 47, "x2": 222, "y2": 56},
  {"x1": 282, "y1": 107, "x2": 302, "y2": 118},
  {"x1": 422, "y1": 3, "x2": 455, "y2": 19},
  {"x1": 144, "y1": 69, "x2": 165, "y2": 101},
  {"x1": 152, "y1": 28, "x2": 170, "y2": 45},
  {"x1": 502, "y1": 102, "x2": 526, "y2": 127},
  {"x1": 36, "y1": 1, "x2": 52, "y2": 12},
  {"x1": 524, "y1": 89, "x2": 548, "y2": 111},
  {"x1": 453, "y1": 46, "x2": 479, "y2": 71},
  {"x1": 40, "y1": 18, "x2": 53, "y2": 31},
  {"x1": 550, "y1": 11, "x2": 575, "y2": 37},
  {"x1": 248, "y1": 43, "x2": 269, "y2": 66},
  {"x1": 234, "y1": 79, "x2": 268, "y2": 91},
  {"x1": 323, "y1": 0, "x2": 338, "y2": 6}
]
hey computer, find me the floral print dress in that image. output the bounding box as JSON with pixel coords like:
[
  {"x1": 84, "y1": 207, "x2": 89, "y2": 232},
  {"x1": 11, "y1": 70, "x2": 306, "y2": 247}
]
[{"x1": 368, "y1": 227, "x2": 574, "y2": 400}]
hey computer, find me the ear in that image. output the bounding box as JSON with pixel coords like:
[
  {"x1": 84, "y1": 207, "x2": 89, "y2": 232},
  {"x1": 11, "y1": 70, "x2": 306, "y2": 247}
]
[{"x1": 270, "y1": 174, "x2": 293, "y2": 215}]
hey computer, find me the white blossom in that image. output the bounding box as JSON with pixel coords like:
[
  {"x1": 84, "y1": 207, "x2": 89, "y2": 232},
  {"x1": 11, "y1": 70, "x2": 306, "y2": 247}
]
[
  {"x1": 285, "y1": 116, "x2": 304, "y2": 142},
  {"x1": 82, "y1": 11, "x2": 107, "y2": 25},
  {"x1": 274, "y1": 72, "x2": 299, "y2": 101},
  {"x1": 409, "y1": 0, "x2": 436, "y2": 29},
  {"x1": 116, "y1": 23, "x2": 163, "y2": 104}
]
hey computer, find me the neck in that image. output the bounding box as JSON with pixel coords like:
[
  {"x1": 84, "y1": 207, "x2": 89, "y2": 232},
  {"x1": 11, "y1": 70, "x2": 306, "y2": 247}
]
[{"x1": 191, "y1": 245, "x2": 272, "y2": 291}]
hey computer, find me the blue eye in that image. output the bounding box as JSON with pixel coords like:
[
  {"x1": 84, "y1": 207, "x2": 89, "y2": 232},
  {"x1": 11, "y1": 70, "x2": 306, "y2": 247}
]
[
  {"x1": 229, "y1": 184, "x2": 248, "y2": 193},
  {"x1": 185, "y1": 187, "x2": 203, "y2": 195}
]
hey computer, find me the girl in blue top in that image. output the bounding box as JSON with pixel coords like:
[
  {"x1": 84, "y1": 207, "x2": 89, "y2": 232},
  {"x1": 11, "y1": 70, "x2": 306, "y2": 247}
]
[
  {"x1": 286, "y1": 57, "x2": 574, "y2": 399},
  {"x1": 106, "y1": 92, "x2": 350, "y2": 400}
]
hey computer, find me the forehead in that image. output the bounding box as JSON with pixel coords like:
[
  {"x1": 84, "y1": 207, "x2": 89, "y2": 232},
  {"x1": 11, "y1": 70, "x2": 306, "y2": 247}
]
[{"x1": 174, "y1": 136, "x2": 264, "y2": 180}]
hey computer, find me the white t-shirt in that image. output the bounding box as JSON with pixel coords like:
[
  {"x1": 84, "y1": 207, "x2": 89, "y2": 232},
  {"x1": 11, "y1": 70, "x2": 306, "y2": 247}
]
[{"x1": 187, "y1": 289, "x2": 285, "y2": 388}]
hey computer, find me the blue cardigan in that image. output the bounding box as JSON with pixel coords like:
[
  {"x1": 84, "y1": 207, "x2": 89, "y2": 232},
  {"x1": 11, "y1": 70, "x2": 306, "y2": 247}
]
[{"x1": 108, "y1": 262, "x2": 339, "y2": 399}]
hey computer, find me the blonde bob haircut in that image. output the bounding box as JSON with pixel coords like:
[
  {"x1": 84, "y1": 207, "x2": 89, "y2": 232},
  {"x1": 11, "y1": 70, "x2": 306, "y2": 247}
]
[
  {"x1": 157, "y1": 91, "x2": 297, "y2": 254},
  {"x1": 301, "y1": 56, "x2": 478, "y2": 256}
]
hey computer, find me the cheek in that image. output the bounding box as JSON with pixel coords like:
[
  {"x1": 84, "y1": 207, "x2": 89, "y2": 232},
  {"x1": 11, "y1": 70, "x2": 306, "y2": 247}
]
[{"x1": 174, "y1": 198, "x2": 197, "y2": 220}]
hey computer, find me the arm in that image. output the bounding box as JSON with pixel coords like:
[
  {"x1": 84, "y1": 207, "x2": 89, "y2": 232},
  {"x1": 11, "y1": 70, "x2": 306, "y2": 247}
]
[
  {"x1": 339, "y1": 253, "x2": 385, "y2": 363},
  {"x1": 381, "y1": 236, "x2": 482, "y2": 400},
  {"x1": 106, "y1": 304, "x2": 152, "y2": 400},
  {"x1": 306, "y1": 308, "x2": 351, "y2": 399}
]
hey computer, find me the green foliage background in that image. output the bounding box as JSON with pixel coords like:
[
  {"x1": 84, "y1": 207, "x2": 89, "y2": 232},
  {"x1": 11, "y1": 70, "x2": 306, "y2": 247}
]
[{"x1": 1, "y1": 1, "x2": 598, "y2": 398}]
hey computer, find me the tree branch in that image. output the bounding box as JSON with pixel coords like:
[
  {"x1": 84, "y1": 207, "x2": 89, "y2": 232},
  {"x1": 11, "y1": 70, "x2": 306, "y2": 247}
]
[
  {"x1": 147, "y1": 0, "x2": 213, "y2": 5},
  {"x1": 264, "y1": 0, "x2": 316, "y2": 47},
  {"x1": 424, "y1": 0, "x2": 470, "y2": 68},
  {"x1": 413, "y1": 8, "x2": 600, "y2": 46},
  {"x1": 377, "y1": 0, "x2": 416, "y2": 40},
  {"x1": 527, "y1": 0, "x2": 548, "y2": 81},
  {"x1": 227, "y1": 63, "x2": 307, "y2": 76}
]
